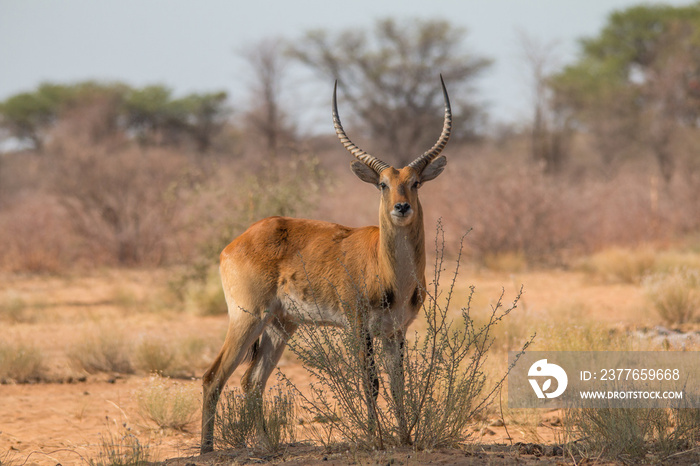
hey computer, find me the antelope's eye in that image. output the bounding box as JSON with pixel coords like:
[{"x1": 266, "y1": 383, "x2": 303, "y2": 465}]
[
  {"x1": 378, "y1": 182, "x2": 388, "y2": 190},
  {"x1": 412, "y1": 181, "x2": 421, "y2": 189}
]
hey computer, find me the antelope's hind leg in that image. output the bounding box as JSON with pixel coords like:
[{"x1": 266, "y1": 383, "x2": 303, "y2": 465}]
[
  {"x1": 241, "y1": 316, "x2": 298, "y2": 393},
  {"x1": 200, "y1": 308, "x2": 271, "y2": 453}
]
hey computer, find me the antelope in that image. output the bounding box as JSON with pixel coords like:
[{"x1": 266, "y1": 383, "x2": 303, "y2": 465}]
[{"x1": 201, "y1": 77, "x2": 451, "y2": 453}]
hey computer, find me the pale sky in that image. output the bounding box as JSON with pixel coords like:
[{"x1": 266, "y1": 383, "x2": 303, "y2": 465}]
[{"x1": 0, "y1": 0, "x2": 695, "y2": 129}]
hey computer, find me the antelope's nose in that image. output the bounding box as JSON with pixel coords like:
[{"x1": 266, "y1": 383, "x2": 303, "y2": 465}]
[{"x1": 394, "y1": 202, "x2": 411, "y2": 215}]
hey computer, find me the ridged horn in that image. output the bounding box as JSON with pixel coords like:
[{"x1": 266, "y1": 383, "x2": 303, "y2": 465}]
[
  {"x1": 332, "y1": 80, "x2": 391, "y2": 174},
  {"x1": 408, "y1": 75, "x2": 452, "y2": 174}
]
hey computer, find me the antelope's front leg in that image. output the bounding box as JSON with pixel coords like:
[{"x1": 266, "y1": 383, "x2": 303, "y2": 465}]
[
  {"x1": 359, "y1": 329, "x2": 380, "y2": 429},
  {"x1": 384, "y1": 332, "x2": 409, "y2": 443}
]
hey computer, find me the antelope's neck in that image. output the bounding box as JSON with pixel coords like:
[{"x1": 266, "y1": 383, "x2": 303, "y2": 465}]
[{"x1": 378, "y1": 216, "x2": 426, "y2": 297}]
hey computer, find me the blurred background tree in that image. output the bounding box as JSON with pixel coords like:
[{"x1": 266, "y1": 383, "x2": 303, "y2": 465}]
[
  {"x1": 0, "y1": 83, "x2": 77, "y2": 151},
  {"x1": 289, "y1": 18, "x2": 491, "y2": 166},
  {"x1": 123, "y1": 85, "x2": 179, "y2": 147},
  {"x1": 550, "y1": 3, "x2": 700, "y2": 181},
  {"x1": 123, "y1": 86, "x2": 229, "y2": 152},
  {"x1": 239, "y1": 37, "x2": 298, "y2": 158},
  {"x1": 0, "y1": 82, "x2": 230, "y2": 154},
  {"x1": 518, "y1": 31, "x2": 571, "y2": 174},
  {"x1": 177, "y1": 91, "x2": 229, "y2": 153}
]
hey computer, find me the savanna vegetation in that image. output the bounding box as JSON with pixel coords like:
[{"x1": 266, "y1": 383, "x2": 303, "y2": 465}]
[{"x1": 3, "y1": 6, "x2": 700, "y2": 465}]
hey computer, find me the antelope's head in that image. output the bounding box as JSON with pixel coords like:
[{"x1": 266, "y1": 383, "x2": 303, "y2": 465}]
[{"x1": 332, "y1": 76, "x2": 451, "y2": 227}]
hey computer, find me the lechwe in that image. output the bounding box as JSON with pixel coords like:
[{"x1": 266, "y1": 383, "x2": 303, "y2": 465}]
[{"x1": 201, "y1": 76, "x2": 452, "y2": 453}]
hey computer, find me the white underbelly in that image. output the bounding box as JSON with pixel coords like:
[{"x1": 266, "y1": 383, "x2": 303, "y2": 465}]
[
  {"x1": 279, "y1": 292, "x2": 418, "y2": 336},
  {"x1": 280, "y1": 293, "x2": 349, "y2": 327}
]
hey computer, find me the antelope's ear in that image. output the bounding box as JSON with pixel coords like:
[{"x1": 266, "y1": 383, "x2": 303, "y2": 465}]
[
  {"x1": 351, "y1": 160, "x2": 380, "y2": 185},
  {"x1": 419, "y1": 155, "x2": 447, "y2": 183}
]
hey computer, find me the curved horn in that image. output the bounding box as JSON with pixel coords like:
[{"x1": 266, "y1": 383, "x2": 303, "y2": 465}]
[
  {"x1": 408, "y1": 75, "x2": 452, "y2": 174},
  {"x1": 332, "y1": 81, "x2": 390, "y2": 174}
]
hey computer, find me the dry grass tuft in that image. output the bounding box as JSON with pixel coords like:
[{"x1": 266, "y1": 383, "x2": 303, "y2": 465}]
[
  {"x1": 0, "y1": 341, "x2": 45, "y2": 383},
  {"x1": 577, "y1": 247, "x2": 656, "y2": 284},
  {"x1": 564, "y1": 406, "x2": 700, "y2": 462},
  {"x1": 0, "y1": 293, "x2": 33, "y2": 323},
  {"x1": 136, "y1": 375, "x2": 199, "y2": 431},
  {"x1": 134, "y1": 335, "x2": 213, "y2": 377},
  {"x1": 134, "y1": 339, "x2": 177, "y2": 376},
  {"x1": 215, "y1": 385, "x2": 296, "y2": 452},
  {"x1": 182, "y1": 267, "x2": 227, "y2": 316},
  {"x1": 643, "y1": 268, "x2": 700, "y2": 325},
  {"x1": 481, "y1": 251, "x2": 528, "y2": 273},
  {"x1": 67, "y1": 326, "x2": 134, "y2": 374},
  {"x1": 88, "y1": 422, "x2": 154, "y2": 466}
]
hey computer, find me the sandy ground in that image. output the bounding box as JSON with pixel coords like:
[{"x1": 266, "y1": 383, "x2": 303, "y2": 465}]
[
  {"x1": 0, "y1": 375, "x2": 566, "y2": 465},
  {"x1": 0, "y1": 267, "x2": 683, "y2": 465}
]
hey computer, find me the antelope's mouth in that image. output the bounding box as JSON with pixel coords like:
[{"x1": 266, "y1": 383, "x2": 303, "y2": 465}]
[{"x1": 390, "y1": 210, "x2": 414, "y2": 224}]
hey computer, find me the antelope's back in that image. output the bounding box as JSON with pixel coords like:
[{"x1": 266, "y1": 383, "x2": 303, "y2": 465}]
[{"x1": 220, "y1": 216, "x2": 383, "y2": 311}]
